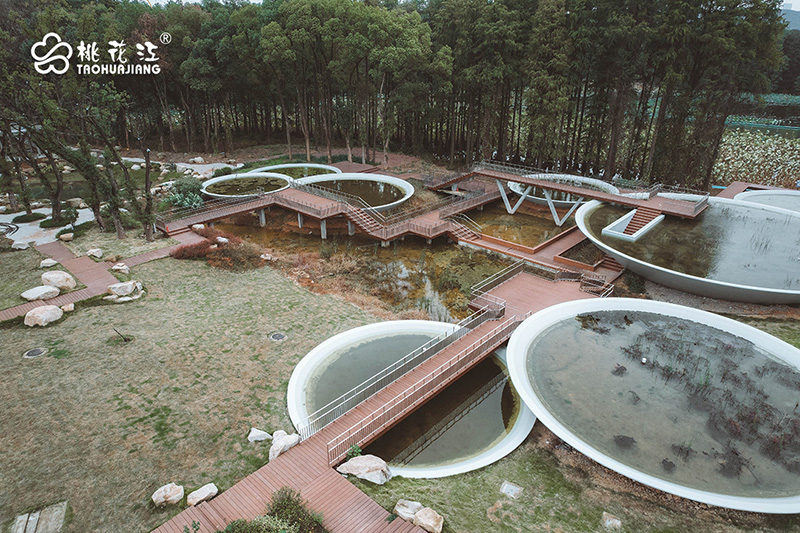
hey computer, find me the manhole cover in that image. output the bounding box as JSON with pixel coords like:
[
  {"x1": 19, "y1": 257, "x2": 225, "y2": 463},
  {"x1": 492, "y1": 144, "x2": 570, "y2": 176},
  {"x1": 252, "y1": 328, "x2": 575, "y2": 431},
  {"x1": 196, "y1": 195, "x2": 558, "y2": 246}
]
[
  {"x1": 23, "y1": 347, "x2": 48, "y2": 359},
  {"x1": 269, "y1": 332, "x2": 287, "y2": 342}
]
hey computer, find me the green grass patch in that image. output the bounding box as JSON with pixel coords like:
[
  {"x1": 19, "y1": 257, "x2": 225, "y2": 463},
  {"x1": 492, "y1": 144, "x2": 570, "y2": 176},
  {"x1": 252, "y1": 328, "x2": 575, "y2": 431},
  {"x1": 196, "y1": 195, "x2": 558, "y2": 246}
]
[
  {"x1": 12, "y1": 212, "x2": 46, "y2": 223},
  {"x1": 0, "y1": 248, "x2": 49, "y2": 311}
]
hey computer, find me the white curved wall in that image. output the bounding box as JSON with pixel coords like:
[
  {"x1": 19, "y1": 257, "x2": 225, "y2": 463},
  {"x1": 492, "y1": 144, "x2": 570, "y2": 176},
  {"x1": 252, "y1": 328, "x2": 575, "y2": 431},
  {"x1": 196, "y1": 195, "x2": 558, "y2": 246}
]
[
  {"x1": 201, "y1": 172, "x2": 293, "y2": 199},
  {"x1": 245, "y1": 162, "x2": 342, "y2": 175},
  {"x1": 296, "y1": 173, "x2": 414, "y2": 211},
  {"x1": 507, "y1": 298, "x2": 800, "y2": 513},
  {"x1": 735, "y1": 189, "x2": 800, "y2": 215},
  {"x1": 575, "y1": 197, "x2": 800, "y2": 304}
]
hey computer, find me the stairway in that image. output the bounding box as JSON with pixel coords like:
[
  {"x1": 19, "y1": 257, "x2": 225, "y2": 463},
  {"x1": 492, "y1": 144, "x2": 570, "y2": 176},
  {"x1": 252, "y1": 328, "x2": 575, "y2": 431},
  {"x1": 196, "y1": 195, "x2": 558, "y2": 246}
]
[
  {"x1": 600, "y1": 255, "x2": 624, "y2": 272},
  {"x1": 448, "y1": 221, "x2": 479, "y2": 241},
  {"x1": 623, "y1": 207, "x2": 662, "y2": 235},
  {"x1": 346, "y1": 206, "x2": 383, "y2": 234}
]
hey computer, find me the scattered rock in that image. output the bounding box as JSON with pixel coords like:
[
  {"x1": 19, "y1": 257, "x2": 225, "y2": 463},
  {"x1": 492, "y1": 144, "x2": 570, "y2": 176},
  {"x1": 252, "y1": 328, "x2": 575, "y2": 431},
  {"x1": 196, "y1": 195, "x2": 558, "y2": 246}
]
[
  {"x1": 412, "y1": 507, "x2": 444, "y2": 533},
  {"x1": 151, "y1": 483, "x2": 184, "y2": 506},
  {"x1": 131, "y1": 164, "x2": 142, "y2": 171},
  {"x1": 117, "y1": 296, "x2": 134, "y2": 303},
  {"x1": 65, "y1": 197, "x2": 84, "y2": 208},
  {"x1": 111, "y1": 263, "x2": 130, "y2": 275},
  {"x1": 394, "y1": 499, "x2": 423, "y2": 521},
  {"x1": 183, "y1": 169, "x2": 192, "y2": 175},
  {"x1": 96, "y1": 164, "x2": 104, "y2": 170},
  {"x1": 39, "y1": 258, "x2": 59, "y2": 268},
  {"x1": 61, "y1": 303, "x2": 74, "y2": 312},
  {"x1": 336, "y1": 454, "x2": 392, "y2": 485},
  {"x1": 260, "y1": 253, "x2": 273, "y2": 261},
  {"x1": 188, "y1": 156, "x2": 205, "y2": 164},
  {"x1": 41, "y1": 271, "x2": 76, "y2": 291},
  {"x1": 104, "y1": 295, "x2": 119, "y2": 302},
  {"x1": 268, "y1": 430, "x2": 300, "y2": 461},
  {"x1": 602, "y1": 511, "x2": 622, "y2": 530},
  {"x1": 59, "y1": 233, "x2": 74, "y2": 242},
  {"x1": 24, "y1": 305, "x2": 63, "y2": 327},
  {"x1": 107, "y1": 280, "x2": 141, "y2": 297},
  {"x1": 247, "y1": 428, "x2": 272, "y2": 442},
  {"x1": 191, "y1": 224, "x2": 205, "y2": 232},
  {"x1": 12, "y1": 242, "x2": 29, "y2": 250},
  {"x1": 216, "y1": 236, "x2": 229, "y2": 245},
  {"x1": 86, "y1": 248, "x2": 103, "y2": 259},
  {"x1": 21, "y1": 285, "x2": 60, "y2": 301},
  {"x1": 187, "y1": 483, "x2": 219, "y2": 506}
]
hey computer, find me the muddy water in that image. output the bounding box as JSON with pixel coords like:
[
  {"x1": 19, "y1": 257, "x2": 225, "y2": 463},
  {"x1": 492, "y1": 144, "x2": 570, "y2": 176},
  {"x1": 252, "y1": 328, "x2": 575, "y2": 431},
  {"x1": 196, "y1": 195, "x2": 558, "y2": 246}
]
[
  {"x1": 216, "y1": 221, "x2": 512, "y2": 321},
  {"x1": 365, "y1": 356, "x2": 521, "y2": 468},
  {"x1": 466, "y1": 203, "x2": 573, "y2": 248},
  {"x1": 307, "y1": 332, "x2": 439, "y2": 413},
  {"x1": 205, "y1": 176, "x2": 289, "y2": 195},
  {"x1": 586, "y1": 203, "x2": 800, "y2": 290},
  {"x1": 527, "y1": 310, "x2": 800, "y2": 497},
  {"x1": 313, "y1": 179, "x2": 404, "y2": 206}
]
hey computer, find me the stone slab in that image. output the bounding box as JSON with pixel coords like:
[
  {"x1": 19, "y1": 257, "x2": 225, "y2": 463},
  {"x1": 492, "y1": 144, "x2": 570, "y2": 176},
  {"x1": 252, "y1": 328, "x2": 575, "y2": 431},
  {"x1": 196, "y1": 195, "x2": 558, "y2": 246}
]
[{"x1": 36, "y1": 501, "x2": 68, "y2": 532}]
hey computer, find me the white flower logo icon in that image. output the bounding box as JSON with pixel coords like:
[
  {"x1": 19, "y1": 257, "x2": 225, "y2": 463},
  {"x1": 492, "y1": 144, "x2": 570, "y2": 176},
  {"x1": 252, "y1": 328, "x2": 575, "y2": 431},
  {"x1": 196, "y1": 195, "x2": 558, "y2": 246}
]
[{"x1": 31, "y1": 32, "x2": 73, "y2": 75}]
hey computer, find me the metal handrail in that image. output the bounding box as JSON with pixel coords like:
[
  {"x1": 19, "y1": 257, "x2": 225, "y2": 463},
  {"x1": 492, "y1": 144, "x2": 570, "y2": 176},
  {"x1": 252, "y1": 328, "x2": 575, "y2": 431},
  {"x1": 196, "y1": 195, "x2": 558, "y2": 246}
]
[
  {"x1": 326, "y1": 311, "x2": 530, "y2": 465},
  {"x1": 449, "y1": 213, "x2": 483, "y2": 233},
  {"x1": 298, "y1": 304, "x2": 504, "y2": 440},
  {"x1": 579, "y1": 274, "x2": 615, "y2": 297},
  {"x1": 470, "y1": 259, "x2": 525, "y2": 297}
]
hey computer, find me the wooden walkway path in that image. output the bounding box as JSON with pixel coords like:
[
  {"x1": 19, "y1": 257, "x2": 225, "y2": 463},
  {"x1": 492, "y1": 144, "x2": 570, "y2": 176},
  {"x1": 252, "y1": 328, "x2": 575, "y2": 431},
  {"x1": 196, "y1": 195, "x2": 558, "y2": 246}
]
[
  {"x1": 0, "y1": 233, "x2": 204, "y2": 323},
  {"x1": 715, "y1": 180, "x2": 782, "y2": 199},
  {"x1": 155, "y1": 271, "x2": 600, "y2": 533}
]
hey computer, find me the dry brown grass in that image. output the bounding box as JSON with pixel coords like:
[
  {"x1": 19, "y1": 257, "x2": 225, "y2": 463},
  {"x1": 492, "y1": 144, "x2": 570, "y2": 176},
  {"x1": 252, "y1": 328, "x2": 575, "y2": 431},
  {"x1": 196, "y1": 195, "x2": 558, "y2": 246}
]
[{"x1": 0, "y1": 258, "x2": 378, "y2": 532}]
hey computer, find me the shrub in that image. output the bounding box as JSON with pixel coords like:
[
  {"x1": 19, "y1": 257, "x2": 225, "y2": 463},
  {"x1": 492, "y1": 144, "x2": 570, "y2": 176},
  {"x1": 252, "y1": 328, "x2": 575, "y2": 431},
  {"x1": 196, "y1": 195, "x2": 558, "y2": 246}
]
[
  {"x1": 194, "y1": 227, "x2": 243, "y2": 245},
  {"x1": 346, "y1": 444, "x2": 362, "y2": 460},
  {"x1": 165, "y1": 175, "x2": 205, "y2": 209},
  {"x1": 57, "y1": 220, "x2": 93, "y2": 239},
  {"x1": 12, "y1": 212, "x2": 46, "y2": 223},
  {"x1": 207, "y1": 242, "x2": 265, "y2": 271},
  {"x1": 99, "y1": 205, "x2": 139, "y2": 229},
  {"x1": 624, "y1": 272, "x2": 647, "y2": 294},
  {"x1": 212, "y1": 166, "x2": 234, "y2": 178},
  {"x1": 266, "y1": 487, "x2": 327, "y2": 533},
  {"x1": 217, "y1": 515, "x2": 299, "y2": 533},
  {"x1": 170, "y1": 240, "x2": 213, "y2": 259}
]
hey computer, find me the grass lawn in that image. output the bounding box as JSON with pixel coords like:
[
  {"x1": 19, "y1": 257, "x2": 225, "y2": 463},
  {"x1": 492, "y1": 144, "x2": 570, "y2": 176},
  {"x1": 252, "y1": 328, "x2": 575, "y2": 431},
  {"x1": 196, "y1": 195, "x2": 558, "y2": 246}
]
[
  {"x1": 63, "y1": 226, "x2": 178, "y2": 260},
  {"x1": 0, "y1": 258, "x2": 378, "y2": 532},
  {"x1": 0, "y1": 248, "x2": 83, "y2": 311}
]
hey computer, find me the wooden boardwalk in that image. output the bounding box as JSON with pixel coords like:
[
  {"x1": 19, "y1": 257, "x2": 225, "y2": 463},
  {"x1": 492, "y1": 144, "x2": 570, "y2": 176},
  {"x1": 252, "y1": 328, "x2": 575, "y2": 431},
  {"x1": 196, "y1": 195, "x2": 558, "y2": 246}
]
[
  {"x1": 715, "y1": 180, "x2": 782, "y2": 199},
  {"x1": 155, "y1": 271, "x2": 599, "y2": 533},
  {"x1": 464, "y1": 168, "x2": 708, "y2": 219},
  {"x1": 0, "y1": 233, "x2": 203, "y2": 323}
]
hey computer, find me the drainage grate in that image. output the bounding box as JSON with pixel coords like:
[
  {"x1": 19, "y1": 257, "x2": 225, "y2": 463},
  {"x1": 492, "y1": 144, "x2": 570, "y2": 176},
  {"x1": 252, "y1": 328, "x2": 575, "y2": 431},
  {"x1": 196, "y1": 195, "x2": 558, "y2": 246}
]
[
  {"x1": 269, "y1": 332, "x2": 287, "y2": 342},
  {"x1": 23, "y1": 347, "x2": 48, "y2": 359}
]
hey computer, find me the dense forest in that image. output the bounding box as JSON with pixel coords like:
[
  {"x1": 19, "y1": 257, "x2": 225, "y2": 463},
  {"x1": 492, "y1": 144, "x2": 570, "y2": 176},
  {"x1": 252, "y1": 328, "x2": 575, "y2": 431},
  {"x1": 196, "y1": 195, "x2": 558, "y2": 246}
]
[{"x1": 0, "y1": 0, "x2": 790, "y2": 219}]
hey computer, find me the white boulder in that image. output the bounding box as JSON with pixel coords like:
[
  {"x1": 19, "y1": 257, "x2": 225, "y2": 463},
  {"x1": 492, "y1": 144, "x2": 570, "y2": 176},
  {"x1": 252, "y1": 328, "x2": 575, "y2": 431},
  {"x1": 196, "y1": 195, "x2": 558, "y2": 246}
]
[
  {"x1": 12, "y1": 242, "x2": 29, "y2": 250},
  {"x1": 61, "y1": 303, "x2": 74, "y2": 312},
  {"x1": 111, "y1": 263, "x2": 130, "y2": 275},
  {"x1": 394, "y1": 500, "x2": 423, "y2": 521},
  {"x1": 131, "y1": 164, "x2": 142, "y2": 171},
  {"x1": 59, "y1": 233, "x2": 74, "y2": 242},
  {"x1": 41, "y1": 271, "x2": 76, "y2": 291},
  {"x1": 191, "y1": 224, "x2": 205, "y2": 232},
  {"x1": 65, "y1": 198, "x2": 83, "y2": 208},
  {"x1": 268, "y1": 430, "x2": 300, "y2": 461},
  {"x1": 413, "y1": 507, "x2": 444, "y2": 533},
  {"x1": 39, "y1": 258, "x2": 59, "y2": 268},
  {"x1": 151, "y1": 483, "x2": 184, "y2": 506},
  {"x1": 107, "y1": 280, "x2": 141, "y2": 297},
  {"x1": 21, "y1": 285, "x2": 60, "y2": 301},
  {"x1": 188, "y1": 156, "x2": 204, "y2": 164},
  {"x1": 24, "y1": 305, "x2": 63, "y2": 327},
  {"x1": 86, "y1": 248, "x2": 103, "y2": 259},
  {"x1": 248, "y1": 428, "x2": 272, "y2": 443},
  {"x1": 187, "y1": 483, "x2": 218, "y2": 507},
  {"x1": 216, "y1": 237, "x2": 229, "y2": 245},
  {"x1": 602, "y1": 511, "x2": 622, "y2": 530},
  {"x1": 335, "y1": 454, "x2": 392, "y2": 485}
]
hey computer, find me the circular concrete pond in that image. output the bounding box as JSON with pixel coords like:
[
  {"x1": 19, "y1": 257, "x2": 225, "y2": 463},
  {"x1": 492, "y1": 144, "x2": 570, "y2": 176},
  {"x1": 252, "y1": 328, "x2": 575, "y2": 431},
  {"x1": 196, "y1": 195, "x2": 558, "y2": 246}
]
[
  {"x1": 201, "y1": 172, "x2": 293, "y2": 198},
  {"x1": 296, "y1": 173, "x2": 414, "y2": 211},
  {"x1": 507, "y1": 298, "x2": 800, "y2": 513},
  {"x1": 288, "y1": 320, "x2": 534, "y2": 478},
  {"x1": 575, "y1": 196, "x2": 800, "y2": 304}
]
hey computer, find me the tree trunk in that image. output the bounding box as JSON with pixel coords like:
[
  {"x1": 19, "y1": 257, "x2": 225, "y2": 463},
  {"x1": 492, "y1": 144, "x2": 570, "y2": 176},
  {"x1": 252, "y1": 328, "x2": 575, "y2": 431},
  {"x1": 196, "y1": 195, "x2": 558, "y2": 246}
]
[{"x1": 143, "y1": 148, "x2": 154, "y2": 241}]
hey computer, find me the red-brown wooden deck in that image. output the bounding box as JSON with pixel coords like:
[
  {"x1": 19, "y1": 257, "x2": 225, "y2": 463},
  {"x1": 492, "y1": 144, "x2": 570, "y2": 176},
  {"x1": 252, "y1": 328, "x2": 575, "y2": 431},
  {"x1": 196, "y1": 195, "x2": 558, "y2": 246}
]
[{"x1": 715, "y1": 180, "x2": 783, "y2": 199}]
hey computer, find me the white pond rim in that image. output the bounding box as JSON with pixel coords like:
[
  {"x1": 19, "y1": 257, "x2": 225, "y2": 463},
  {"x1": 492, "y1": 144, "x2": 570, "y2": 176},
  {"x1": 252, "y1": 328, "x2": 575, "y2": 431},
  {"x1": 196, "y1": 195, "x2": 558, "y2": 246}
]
[
  {"x1": 295, "y1": 173, "x2": 414, "y2": 211},
  {"x1": 245, "y1": 162, "x2": 342, "y2": 175},
  {"x1": 200, "y1": 172, "x2": 294, "y2": 199},
  {"x1": 575, "y1": 196, "x2": 800, "y2": 304},
  {"x1": 287, "y1": 320, "x2": 535, "y2": 478},
  {"x1": 506, "y1": 298, "x2": 800, "y2": 514}
]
